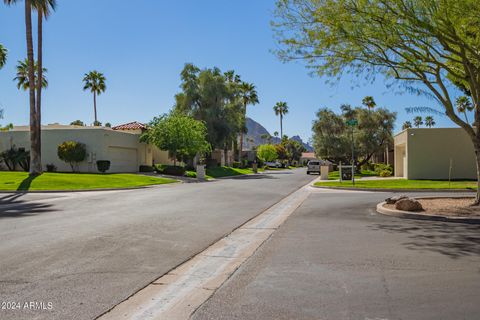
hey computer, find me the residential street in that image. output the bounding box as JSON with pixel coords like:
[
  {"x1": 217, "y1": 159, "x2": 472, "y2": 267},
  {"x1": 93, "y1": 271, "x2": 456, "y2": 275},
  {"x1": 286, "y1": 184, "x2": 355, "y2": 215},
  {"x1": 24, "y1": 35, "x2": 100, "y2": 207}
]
[
  {"x1": 0, "y1": 169, "x2": 314, "y2": 320},
  {"x1": 192, "y1": 189, "x2": 480, "y2": 320}
]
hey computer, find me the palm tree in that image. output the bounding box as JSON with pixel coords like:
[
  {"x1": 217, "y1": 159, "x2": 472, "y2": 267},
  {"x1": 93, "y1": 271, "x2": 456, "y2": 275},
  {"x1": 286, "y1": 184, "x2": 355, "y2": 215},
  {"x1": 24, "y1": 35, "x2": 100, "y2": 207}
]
[
  {"x1": 456, "y1": 96, "x2": 474, "y2": 124},
  {"x1": 238, "y1": 82, "x2": 259, "y2": 161},
  {"x1": 14, "y1": 59, "x2": 48, "y2": 90},
  {"x1": 4, "y1": 0, "x2": 42, "y2": 175},
  {"x1": 402, "y1": 121, "x2": 412, "y2": 130},
  {"x1": 83, "y1": 71, "x2": 107, "y2": 125},
  {"x1": 425, "y1": 116, "x2": 435, "y2": 128},
  {"x1": 413, "y1": 116, "x2": 423, "y2": 128},
  {"x1": 0, "y1": 44, "x2": 7, "y2": 68},
  {"x1": 273, "y1": 131, "x2": 279, "y2": 138},
  {"x1": 273, "y1": 102, "x2": 289, "y2": 138},
  {"x1": 362, "y1": 96, "x2": 376, "y2": 111}
]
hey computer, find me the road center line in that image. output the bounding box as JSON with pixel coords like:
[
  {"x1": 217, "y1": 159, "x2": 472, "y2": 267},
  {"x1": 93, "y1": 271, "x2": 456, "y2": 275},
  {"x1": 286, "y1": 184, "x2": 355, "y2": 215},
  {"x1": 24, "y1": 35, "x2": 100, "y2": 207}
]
[{"x1": 97, "y1": 180, "x2": 314, "y2": 320}]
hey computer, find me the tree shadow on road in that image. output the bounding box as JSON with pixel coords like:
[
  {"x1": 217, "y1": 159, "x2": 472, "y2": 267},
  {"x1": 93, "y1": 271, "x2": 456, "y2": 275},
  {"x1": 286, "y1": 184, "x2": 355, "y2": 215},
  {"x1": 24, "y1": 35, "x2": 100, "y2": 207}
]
[
  {"x1": 229, "y1": 174, "x2": 277, "y2": 180},
  {"x1": 370, "y1": 221, "x2": 480, "y2": 259},
  {"x1": 0, "y1": 193, "x2": 56, "y2": 218}
]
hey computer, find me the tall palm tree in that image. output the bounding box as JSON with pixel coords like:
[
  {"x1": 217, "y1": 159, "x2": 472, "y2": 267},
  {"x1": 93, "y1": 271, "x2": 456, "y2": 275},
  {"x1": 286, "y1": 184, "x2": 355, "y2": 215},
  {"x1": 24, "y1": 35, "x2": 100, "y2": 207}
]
[
  {"x1": 238, "y1": 82, "x2": 259, "y2": 161},
  {"x1": 33, "y1": 0, "x2": 56, "y2": 169},
  {"x1": 14, "y1": 59, "x2": 48, "y2": 90},
  {"x1": 273, "y1": 131, "x2": 279, "y2": 137},
  {"x1": 456, "y1": 96, "x2": 474, "y2": 124},
  {"x1": 273, "y1": 101, "x2": 289, "y2": 138},
  {"x1": 413, "y1": 116, "x2": 423, "y2": 128},
  {"x1": 362, "y1": 96, "x2": 376, "y2": 111},
  {"x1": 4, "y1": 0, "x2": 42, "y2": 175},
  {"x1": 83, "y1": 71, "x2": 107, "y2": 125},
  {"x1": 0, "y1": 44, "x2": 7, "y2": 68},
  {"x1": 402, "y1": 121, "x2": 412, "y2": 130},
  {"x1": 425, "y1": 116, "x2": 435, "y2": 128}
]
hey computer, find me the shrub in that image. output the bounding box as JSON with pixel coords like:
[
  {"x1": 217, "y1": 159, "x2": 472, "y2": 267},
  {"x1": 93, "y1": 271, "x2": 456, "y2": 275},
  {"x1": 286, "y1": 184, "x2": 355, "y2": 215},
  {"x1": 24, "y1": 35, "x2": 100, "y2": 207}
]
[
  {"x1": 162, "y1": 165, "x2": 186, "y2": 176},
  {"x1": 139, "y1": 165, "x2": 154, "y2": 172},
  {"x1": 46, "y1": 163, "x2": 57, "y2": 172},
  {"x1": 185, "y1": 170, "x2": 197, "y2": 178},
  {"x1": 379, "y1": 169, "x2": 392, "y2": 177},
  {"x1": 232, "y1": 161, "x2": 241, "y2": 168},
  {"x1": 96, "y1": 160, "x2": 111, "y2": 173},
  {"x1": 361, "y1": 162, "x2": 375, "y2": 171},
  {"x1": 257, "y1": 144, "x2": 278, "y2": 162},
  {"x1": 57, "y1": 141, "x2": 87, "y2": 172},
  {"x1": 206, "y1": 158, "x2": 219, "y2": 168},
  {"x1": 0, "y1": 146, "x2": 29, "y2": 171},
  {"x1": 374, "y1": 163, "x2": 393, "y2": 176}
]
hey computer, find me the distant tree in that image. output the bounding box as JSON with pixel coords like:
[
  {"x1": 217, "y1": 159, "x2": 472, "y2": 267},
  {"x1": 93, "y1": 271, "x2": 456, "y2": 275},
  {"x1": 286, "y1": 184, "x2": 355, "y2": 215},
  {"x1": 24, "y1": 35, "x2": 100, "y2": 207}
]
[
  {"x1": 284, "y1": 139, "x2": 306, "y2": 162},
  {"x1": 238, "y1": 82, "x2": 259, "y2": 161},
  {"x1": 70, "y1": 120, "x2": 85, "y2": 126},
  {"x1": 425, "y1": 116, "x2": 436, "y2": 128},
  {"x1": 141, "y1": 113, "x2": 210, "y2": 166},
  {"x1": 402, "y1": 121, "x2": 412, "y2": 130},
  {"x1": 14, "y1": 59, "x2": 48, "y2": 90},
  {"x1": 83, "y1": 70, "x2": 106, "y2": 125},
  {"x1": 362, "y1": 96, "x2": 376, "y2": 111},
  {"x1": 257, "y1": 144, "x2": 278, "y2": 163},
  {"x1": 273, "y1": 131, "x2": 279, "y2": 137},
  {"x1": 273, "y1": 102, "x2": 288, "y2": 138},
  {"x1": 0, "y1": 44, "x2": 7, "y2": 69},
  {"x1": 413, "y1": 116, "x2": 423, "y2": 128},
  {"x1": 105, "y1": 122, "x2": 111, "y2": 128},
  {"x1": 260, "y1": 133, "x2": 270, "y2": 144},
  {"x1": 57, "y1": 141, "x2": 87, "y2": 172},
  {"x1": 456, "y1": 96, "x2": 474, "y2": 125},
  {"x1": 274, "y1": 144, "x2": 288, "y2": 160}
]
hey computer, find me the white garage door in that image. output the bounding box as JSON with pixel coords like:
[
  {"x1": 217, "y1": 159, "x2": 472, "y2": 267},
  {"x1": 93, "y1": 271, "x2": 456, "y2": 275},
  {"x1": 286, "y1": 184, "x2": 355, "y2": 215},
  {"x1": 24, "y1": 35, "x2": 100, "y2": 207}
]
[{"x1": 108, "y1": 147, "x2": 138, "y2": 172}]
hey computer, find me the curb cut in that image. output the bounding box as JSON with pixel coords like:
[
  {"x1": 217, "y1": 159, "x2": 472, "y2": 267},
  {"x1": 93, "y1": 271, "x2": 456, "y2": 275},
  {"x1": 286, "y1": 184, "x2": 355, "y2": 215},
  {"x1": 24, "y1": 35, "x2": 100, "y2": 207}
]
[
  {"x1": 312, "y1": 185, "x2": 476, "y2": 193},
  {"x1": 376, "y1": 201, "x2": 480, "y2": 225}
]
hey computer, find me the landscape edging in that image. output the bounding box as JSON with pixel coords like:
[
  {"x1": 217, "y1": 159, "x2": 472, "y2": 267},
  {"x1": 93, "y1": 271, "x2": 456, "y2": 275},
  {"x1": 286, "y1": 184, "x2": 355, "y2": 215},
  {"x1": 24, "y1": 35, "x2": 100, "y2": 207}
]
[
  {"x1": 313, "y1": 185, "x2": 475, "y2": 193},
  {"x1": 376, "y1": 200, "x2": 480, "y2": 224}
]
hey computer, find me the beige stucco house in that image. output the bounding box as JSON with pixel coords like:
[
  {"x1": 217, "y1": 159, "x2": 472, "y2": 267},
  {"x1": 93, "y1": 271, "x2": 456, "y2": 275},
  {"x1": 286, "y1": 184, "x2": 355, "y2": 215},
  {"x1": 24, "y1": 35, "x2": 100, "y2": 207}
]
[
  {"x1": 394, "y1": 128, "x2": 477, "y2": 180},
  {"x1": 0, "y1": 122, "x2": 175, "y2": 173}
]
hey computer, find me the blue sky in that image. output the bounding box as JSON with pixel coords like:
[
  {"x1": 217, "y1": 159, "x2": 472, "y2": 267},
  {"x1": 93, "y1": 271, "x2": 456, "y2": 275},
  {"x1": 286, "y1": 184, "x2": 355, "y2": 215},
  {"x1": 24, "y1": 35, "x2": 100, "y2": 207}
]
[{"x1": 0, "y1": 0, "x2": 465, "y2": 143}]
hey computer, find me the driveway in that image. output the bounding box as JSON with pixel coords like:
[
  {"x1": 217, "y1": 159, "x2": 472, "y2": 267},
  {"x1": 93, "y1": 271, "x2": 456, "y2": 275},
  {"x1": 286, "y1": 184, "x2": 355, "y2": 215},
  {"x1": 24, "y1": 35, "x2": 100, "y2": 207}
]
[
  {"x1": 193, "y1": 189, "x2": 480, "y2": 320},
  {"x1": 0, "y1": 169, "x2": 315, "y2": 320}
]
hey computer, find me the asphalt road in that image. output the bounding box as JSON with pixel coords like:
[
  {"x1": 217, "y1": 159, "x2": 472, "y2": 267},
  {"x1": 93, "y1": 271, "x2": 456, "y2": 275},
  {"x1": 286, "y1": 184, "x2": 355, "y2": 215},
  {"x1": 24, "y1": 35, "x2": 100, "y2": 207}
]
[
  {"x1": 0, "y1": 169, "x2": 315, "y2": 320},
  {"x1": 192, "y1": 189, "x2": 480, "y2": 320}
]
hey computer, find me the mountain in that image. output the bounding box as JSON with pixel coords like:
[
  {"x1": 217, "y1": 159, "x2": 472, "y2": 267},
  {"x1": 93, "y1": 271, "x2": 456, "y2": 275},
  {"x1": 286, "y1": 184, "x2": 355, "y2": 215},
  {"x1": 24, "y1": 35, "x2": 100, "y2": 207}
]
[{"x1": 243, "y1": 117, "x2": 313, "y2": 152}]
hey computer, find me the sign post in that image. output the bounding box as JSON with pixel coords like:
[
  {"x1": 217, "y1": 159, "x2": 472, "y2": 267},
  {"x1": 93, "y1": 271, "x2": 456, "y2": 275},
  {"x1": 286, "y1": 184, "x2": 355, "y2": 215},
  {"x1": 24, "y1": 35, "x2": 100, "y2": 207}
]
[{"x1": 346, "y1": 119, "x2": 358, "y2": 186}]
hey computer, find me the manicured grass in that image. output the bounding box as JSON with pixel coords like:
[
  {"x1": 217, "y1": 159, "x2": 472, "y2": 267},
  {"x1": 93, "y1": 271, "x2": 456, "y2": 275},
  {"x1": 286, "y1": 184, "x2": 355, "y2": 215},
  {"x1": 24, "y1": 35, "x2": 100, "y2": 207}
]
[
  {"x1": 206, "y1": 166, "x2": 260, "y2": 178},
  {"x1": 315, "y1": 179, "x2": 477, "y2": 190},
  {"x1": 327, "y1": 170, "x2": 378, "y2": 180},
  {"x1": 0, "y1": 172, "x2": 177, "y2": 191}
]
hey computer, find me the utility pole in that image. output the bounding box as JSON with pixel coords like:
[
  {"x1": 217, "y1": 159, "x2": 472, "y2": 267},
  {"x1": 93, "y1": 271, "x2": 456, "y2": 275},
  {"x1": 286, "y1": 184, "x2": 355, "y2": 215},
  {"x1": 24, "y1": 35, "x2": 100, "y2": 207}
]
[{"x1": 346, "y1": 118, "x2": 358, "y2": 186}]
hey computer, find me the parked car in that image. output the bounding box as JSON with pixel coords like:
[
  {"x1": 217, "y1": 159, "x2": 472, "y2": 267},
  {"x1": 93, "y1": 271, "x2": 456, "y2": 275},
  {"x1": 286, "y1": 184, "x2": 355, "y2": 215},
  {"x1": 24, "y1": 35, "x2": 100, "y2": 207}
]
[
  {"x1": 265, "y1": 161, "x2": 282, "y2": 168},
  {"x1": 306, "y1": 160, "x2": 321, "y2": 174}
]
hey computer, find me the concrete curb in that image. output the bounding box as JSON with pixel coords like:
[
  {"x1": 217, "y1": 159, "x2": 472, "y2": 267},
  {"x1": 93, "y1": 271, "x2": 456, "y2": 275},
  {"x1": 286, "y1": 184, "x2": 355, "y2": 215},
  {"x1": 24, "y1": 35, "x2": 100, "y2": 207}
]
[
  {"x1": 312, "y1": 185, "x2": 476, "y2": 193},
  {"x1": 0, "y1": 181, "x2": 180, "y2": 194},
  {"x1": 376, "y1": 199, "x2": 480, "y2": 224}
]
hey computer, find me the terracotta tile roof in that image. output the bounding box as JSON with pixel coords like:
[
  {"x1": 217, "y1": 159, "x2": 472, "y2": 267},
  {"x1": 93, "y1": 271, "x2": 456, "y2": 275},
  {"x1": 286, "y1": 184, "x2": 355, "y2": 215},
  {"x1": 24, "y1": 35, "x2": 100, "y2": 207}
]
[
  {"x1": 112, "y1": 121, "x2": 147, "y2": 131},
  {"x1": 301, "y1": 152, "x2": 316, "y2": 158}
]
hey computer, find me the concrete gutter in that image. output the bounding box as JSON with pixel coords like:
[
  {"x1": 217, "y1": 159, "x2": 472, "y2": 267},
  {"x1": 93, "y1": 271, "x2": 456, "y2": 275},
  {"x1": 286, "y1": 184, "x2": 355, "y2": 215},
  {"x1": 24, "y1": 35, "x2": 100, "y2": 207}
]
[{"x1": 376, "y1": 197, "x2": 480, "y2": 224}]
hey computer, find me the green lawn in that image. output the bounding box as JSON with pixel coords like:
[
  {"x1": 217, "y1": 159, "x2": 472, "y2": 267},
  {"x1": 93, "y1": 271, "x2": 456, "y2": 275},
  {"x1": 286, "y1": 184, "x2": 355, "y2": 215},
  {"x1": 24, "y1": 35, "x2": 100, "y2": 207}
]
[
  {"x1": 0, "y1": 172, "x2": 177, "y2": 191},
  {"x1": 327, "y1": 170, "x2": 378, "y2": 180},
  {"x1": 315, "y1": 179, "x2": 477, "y2": 190},
  {"x1": 184, "y1": 166, "x2": 263, "y2": 179}
]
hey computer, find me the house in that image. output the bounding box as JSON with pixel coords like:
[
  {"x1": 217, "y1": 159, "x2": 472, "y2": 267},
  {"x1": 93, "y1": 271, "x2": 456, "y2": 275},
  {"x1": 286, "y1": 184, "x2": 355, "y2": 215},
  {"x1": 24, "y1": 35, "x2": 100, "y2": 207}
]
[
  {"x1": 0, "y1": 122, "x2": 175, "y2": 173},
  {"x1": 300, "y1": 152, "x2": 316, "y2": 166},
  {"x1": 394, "y1": 128, "x2": 476, "y2": 180}
]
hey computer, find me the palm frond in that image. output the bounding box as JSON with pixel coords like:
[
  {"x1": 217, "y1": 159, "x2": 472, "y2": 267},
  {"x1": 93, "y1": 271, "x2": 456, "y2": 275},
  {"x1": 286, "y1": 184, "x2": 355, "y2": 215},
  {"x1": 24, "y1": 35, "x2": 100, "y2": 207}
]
[{"x1": 405, "y1": 106, "x2": 444, "y2": 116}]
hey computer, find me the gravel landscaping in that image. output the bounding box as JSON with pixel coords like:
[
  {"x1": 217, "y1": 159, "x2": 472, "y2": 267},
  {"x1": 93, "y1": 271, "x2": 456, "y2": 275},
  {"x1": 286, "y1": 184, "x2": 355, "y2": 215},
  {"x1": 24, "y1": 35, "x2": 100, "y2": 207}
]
[{"x1": 385, "y1": 197, "x2": 480, "y2": 217}]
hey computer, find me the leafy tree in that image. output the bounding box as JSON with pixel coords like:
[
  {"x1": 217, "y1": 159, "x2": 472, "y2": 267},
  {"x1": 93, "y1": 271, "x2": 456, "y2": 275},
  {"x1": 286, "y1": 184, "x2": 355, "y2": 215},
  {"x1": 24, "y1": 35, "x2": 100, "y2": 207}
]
[
  {"x1": 413, "y1": 116, "x2": 423, "y2": 128},
  {"x1": 83, "y1": 70, "x2": 106, "y2": 125},
  {"x1": 273, "y1": 131, "x2": 279, "y2": 137},
  {"x1": 174, "y1": 64, "x2": 244, "y2": 158},
  {"x1": 238, "y1": 82, "x2": 259, "y2": 162},
  {"x1": 70, "y1": 120, "x2": 85, "y2": 126},
  {"x1": 141, "y1": 113, "x2": 210, "y2": 166},
  {"x1": 425, "y1": 116, "x2": 436, "y2": 128},
  {"x1": 273, "y1": 0, "x2": 480, "y2": 203},
  {"x1": 273, "y1": 101, "x2": 288, "y2": 138},
  {"x1": 104, "y1": 122, "x2": 111, "y2": 128},
  {"x1": 312, "y1": 104, "x2": 396, "y2": 166},
  {"x1": 257, "y1": 144, "x2": 278, "y2": 163},
  {"x1": 14, "y1": 59, "x2": 48, "y2": 90},
  {"x1": 402, "y1": 121, "x2": 412, "y2": 130},
  {"x1": 284, "y1": 139, "x2": 306, "y2": 162},
  {"x1": 274, "y1": 144, "x2": 288, "y2": 160},
  {"x1": 0, "y1": 44, "x2": 6, "y2": 68},
  {"x1": 362, "y1": 96, "x2": 376, "y2": 111},
  {"x1": 456, "y1": 96, "x2": 474, "y2": 124},
  {"x1": 57, "y1": 141, "x2": 87, "y2": 172}
]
